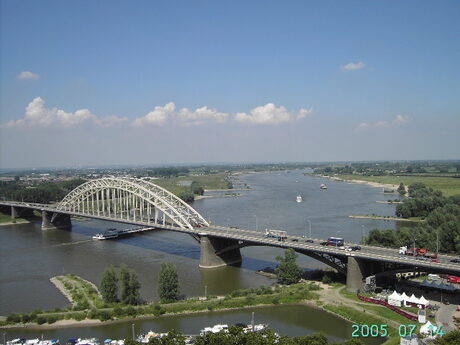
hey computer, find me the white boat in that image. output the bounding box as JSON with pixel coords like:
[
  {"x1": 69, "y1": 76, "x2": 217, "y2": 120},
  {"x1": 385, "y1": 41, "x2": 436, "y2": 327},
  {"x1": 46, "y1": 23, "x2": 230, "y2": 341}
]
[
  {"x1": 243, "y1": 324, "x2": 268, "y2": 333},
  {"x1": 320, "y1": 184, "x2": 327, "y2": 189},
  {"x1": 200, "y1": 324, "x2": 229, "y2": 335},
  {"x1": 137, "y1": 331, "x2": 167, "y2": 343},
  {"x1": 296, "y1": 195, "x2": 303, "y2": 203}
]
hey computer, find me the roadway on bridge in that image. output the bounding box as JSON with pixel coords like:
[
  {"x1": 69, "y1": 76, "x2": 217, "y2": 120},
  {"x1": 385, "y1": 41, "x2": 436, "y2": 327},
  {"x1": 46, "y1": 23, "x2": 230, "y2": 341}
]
[{"x1": 3, "y1": 200, "x2": 460, "y2": 274}]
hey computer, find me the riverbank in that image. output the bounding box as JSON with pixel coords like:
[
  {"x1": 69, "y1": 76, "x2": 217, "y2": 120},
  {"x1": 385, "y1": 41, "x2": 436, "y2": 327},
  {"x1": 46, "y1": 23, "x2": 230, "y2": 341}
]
[
  {"x1": 0, "y1": 281, "x2": 321, "y2": 330},
  {"x1": 349, "y1": 215, "x2": 424, "y2": 222},
  {"x1": 312, "y1": 174, "x2": 402, "y2": 191}
]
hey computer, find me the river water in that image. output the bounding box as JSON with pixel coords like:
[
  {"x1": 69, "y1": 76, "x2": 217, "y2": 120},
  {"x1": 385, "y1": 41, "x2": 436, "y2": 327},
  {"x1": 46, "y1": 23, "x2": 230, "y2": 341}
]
[{"x1": 0, "y1": 170, "x2": 401, "y2": 342}]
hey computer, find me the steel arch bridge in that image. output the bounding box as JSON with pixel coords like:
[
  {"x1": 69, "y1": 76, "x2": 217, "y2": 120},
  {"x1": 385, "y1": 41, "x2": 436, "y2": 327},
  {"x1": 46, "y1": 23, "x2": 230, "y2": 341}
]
[{"x1": 55, "y1": 177, "x2": 209, "y2": 230}]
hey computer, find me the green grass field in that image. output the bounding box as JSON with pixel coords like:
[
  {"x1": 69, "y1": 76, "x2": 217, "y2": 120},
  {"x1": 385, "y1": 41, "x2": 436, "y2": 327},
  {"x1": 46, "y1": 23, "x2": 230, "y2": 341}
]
[
  {"x1": 339, "y1": 174, "x2": 460, "y2": 196},
  {"x1": 154, "y1": 173, "x2": 232, "y2": 196},
  {"x1": 0, "y1": 212, "x2": 28, "y2": 224}
]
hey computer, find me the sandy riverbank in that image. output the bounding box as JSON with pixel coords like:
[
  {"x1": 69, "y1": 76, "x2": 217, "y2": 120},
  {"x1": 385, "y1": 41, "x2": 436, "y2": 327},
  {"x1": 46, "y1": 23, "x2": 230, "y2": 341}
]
[
  {"x1": 327, "y1": 176, "x2": 400, "y2": 190},
  {"x1": 0, "y1": 219, "x2": 30, "y2": 226},
  {"x1": 49, "y1": 277, "x2": 75, "y2": 305}
]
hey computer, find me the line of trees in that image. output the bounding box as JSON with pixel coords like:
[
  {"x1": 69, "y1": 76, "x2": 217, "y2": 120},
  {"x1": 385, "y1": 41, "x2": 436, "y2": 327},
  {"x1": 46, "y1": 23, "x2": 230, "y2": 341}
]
[
  {"x1": 366, "y1": 182, "x2": 460, "y2": 254},
  {"x1": 124, "y1": 328, "x2": 365, "y2": 345},
  {"x1": 100, "y1": 265, "x2": 141, "y2": 305},
  {"x1": 0, "y1": 178, "x2": 86, "y2": 203},
  {"x1": 100, "y1": 262, "x2": 180, "y2": 305}
]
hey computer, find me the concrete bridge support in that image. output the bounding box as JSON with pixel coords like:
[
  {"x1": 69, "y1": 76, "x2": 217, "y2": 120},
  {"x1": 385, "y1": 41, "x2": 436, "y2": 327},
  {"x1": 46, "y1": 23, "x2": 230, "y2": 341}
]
[
  {"x1": 11, "y1": 206, "x2": 18, "y2": 219},
  {"x1": 199, "y1": 235, "x2": 242, "y2": 268},
  {"x1": 10, "y1": 206, "x2": 34, "y2": 219},
  {"x1": 41, "y1": 211, "x2": 72, "y2": 230},
  {"x1": 346, "y1": 256, "x2": 368, "y2": 293}
]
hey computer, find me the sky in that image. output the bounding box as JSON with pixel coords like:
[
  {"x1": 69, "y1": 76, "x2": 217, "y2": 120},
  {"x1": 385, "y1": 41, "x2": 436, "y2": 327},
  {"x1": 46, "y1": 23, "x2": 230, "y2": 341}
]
[{"x1": 0, "y1": 0, "x2": 459, "y2": 169}]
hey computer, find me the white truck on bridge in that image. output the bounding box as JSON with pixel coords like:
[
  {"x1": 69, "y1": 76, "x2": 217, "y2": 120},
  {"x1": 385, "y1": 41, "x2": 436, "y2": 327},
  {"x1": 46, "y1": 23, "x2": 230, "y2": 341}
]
[{"x1": 265, "y1": 229, "x2": 287, "y2": 241}]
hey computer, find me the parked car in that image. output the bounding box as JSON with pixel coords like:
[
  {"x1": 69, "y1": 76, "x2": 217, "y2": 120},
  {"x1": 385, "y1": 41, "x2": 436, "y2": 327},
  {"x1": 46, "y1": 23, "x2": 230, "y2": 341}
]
[
  {"x1": 450, "y1": 258, "x2": 460, "y2": 263},
  {"x1": 320, "y1": 241, "x2": 328, "y2": 246},
  {"x1": 350, "y1": 246, "x2": 361, "y2": 251},
  {"x1": 291, "y1": 238, "x2": 299, "y2": 242},
  {"x1": 305, "y1": 239, "x2": 314, "y2": 243}
]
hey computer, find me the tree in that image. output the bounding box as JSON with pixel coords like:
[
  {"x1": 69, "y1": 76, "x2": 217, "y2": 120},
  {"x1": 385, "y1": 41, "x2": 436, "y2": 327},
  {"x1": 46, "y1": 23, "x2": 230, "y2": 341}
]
[
  {"x1": 397, "y1": 183, "x2": 406, "y2": 196},
  {"x1": 275, "y1": 249, "x2": 303, "y2": 285},
  {"x1": 100, "y1": 266, "x2": 119, "y2": 303},
  {"x1": 158, "y1": 263, "x2": 180, "y2": 303},
  {"x1": 433, "y1": 330, "x2": 460, "y2": 345},
  {"x1": 120, "y1": 265, "x2": 141, "y2": 305},
  {"x1": 191, "y1": 181, "x2": 204, "y2": 195}
]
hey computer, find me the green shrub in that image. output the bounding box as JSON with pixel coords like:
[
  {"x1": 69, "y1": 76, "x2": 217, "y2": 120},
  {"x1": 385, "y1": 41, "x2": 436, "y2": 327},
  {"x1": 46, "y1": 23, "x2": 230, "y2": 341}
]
[
  {"x1": 97, "y1": 311, "x2": 112, "y2": 321},
  {"x1": 36, "y1": 316, "x2": 46, "y2": 325},
  {"x1": 113, "y1": 306, "x2": 124, "y2": 317},
  {"x1": 6, "y1": 313, "x2": 21, "y2": 323},
  {"x1": 46, "y1": 316, "x2": 57, "y2": 324}
]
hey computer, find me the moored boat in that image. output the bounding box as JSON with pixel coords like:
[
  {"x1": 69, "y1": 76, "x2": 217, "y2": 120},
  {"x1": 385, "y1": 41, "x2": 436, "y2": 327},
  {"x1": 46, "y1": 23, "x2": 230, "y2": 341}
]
[
  {"x1": 296, "y1": 195, "x2": 302, "y2": 202},
  {"x1": 320, "y1": 183, "x2": 327, "y2": 189}
]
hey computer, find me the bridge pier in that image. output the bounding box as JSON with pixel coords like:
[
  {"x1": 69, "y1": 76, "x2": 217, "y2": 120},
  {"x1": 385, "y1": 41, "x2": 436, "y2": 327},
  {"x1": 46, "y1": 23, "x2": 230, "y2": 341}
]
[
  {"x1": 11, "y1": 206, "x2": 18, "y2": 219},
  {"x1": 346, "y1": 256, "x2": 368, "y2": 293},
  {"x1": 41, "y1": 211, "x2": 72, "y2": 230},
  {"x1": 199, "y1": 235, "x2": 242, "y2": 268}
]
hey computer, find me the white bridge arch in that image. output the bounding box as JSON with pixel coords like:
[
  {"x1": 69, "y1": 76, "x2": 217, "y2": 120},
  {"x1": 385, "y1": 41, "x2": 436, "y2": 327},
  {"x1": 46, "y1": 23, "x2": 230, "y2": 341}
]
[{"x1": 56, "y1": 177, "x2": 209, "y2": 230}]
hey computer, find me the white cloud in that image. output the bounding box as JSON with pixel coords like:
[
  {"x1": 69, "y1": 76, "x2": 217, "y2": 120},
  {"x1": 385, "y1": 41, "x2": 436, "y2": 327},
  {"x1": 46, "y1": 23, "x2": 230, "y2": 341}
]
[
  {"x1": 95, "y1": 115, "x2": 129, "y2": 127},
  {"x1": 235, "y1": 103, "x2": 299, "y2": 124},
  {"x1": 297, "y1": 108, "x2": 313, "y2": 119},
  {"x1": 17, "y1": 71, "x2": 40, "y2": 80},
  {"x1": 3, "y1": 99, "x2": 313, "y2": 129},
  {"x1": 341, "y1": 62, "x2": 366, "y2": 71},
  {"x1": 2, "y1": 97, "x2": 128, "y2": 128},
  {"x1": 356, "y1": 115, "x2": 410, "y2": 130},
  {"x1": 132, "y1": 102, "x2": 175, "y2": 126},
  {"x1": 177, "y1": 106, "x2": 228, "y2": 126}
]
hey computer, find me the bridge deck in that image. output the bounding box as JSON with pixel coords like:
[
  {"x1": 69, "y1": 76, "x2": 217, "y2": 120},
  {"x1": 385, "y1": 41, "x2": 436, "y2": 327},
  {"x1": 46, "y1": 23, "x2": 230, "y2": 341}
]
[{"x1": 2, "y1": 200, "x2": 460, "y2": 275}]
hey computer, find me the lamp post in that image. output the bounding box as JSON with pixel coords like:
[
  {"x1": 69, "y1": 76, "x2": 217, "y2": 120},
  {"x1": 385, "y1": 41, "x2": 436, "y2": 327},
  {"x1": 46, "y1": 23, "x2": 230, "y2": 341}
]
[
  {"x1": 436, "y1": 230, "x2": 439, "y2": 254},
  {"x1": 307, "y1": 219, "x2": 312, "y2": 238},
  {"x1": 362, "y1": 225, "x2": 365, "y2": 245},
  {"x1": 254, "y1": 215, "x2": 258, "y2": 232},
  {"x1": 132, "y1": 323, "x2": 135, "y2": 340}
]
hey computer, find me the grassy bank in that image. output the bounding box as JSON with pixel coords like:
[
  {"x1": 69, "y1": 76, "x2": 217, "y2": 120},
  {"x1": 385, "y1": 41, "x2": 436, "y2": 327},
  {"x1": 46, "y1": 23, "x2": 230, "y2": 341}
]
[
  {"x1": 0, "y1": 212, "x2": 29, "y2": 225},
  {"x1": 338, "y1": 174, "x2": 460, "y2": 196},
  {"x1": 153, "y1": 173, "x2": 233, "y2": 197},
  {"x1": 0, "y1": 282, "x2": 320, "y2": 328},
  {"x1": 349, "y1": 214, "x2": 424, "y2": 222}
]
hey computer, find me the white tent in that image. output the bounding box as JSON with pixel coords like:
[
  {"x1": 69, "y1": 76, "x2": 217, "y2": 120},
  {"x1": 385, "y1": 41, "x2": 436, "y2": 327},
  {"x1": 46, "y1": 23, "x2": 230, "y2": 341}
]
[
  {"x1": 388, "y1": 291, "x2": 403, "y2": 306},
  {"x1": 408, "y1": 294, "x2": 420, "y2": 304},
  {"x1": 401, "y1": 292, "x2": 409, "y2": 306},
  {"x1": 419, "y1": 296, "x2": 429, "y2": 306},
  {"x1": 420, "y1": 321, "x2": 437, "y2": 335}
]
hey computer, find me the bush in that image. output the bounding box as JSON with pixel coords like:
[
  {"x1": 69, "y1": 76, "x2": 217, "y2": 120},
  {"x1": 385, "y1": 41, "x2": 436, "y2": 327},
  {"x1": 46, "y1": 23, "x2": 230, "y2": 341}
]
[
  {"x1": 6, "y1": 313, "x2": 21, "y2": 323},
  {"x1": 97, "y1": 311, "x2": 112, "y2": 321},
  {"x1": 125, "y1": 306, "x2": 137, "y2": 317},
  {"x1": 73, "y1": 312, "x2": 86, "y2": 321},
  {"x1": 113, "y1": 306, "x2": 124, "y2": 317},
  {"x1": 46, "y1": 316, "x2": 57, "y2": 324},
  {"x1": 322, "y1": 275, "x2": 333, "y2": 284},
  {"x1": 272, "y1": 297, "x2": 280, "y2": 305},
  {"x1": 36, "y1": 316, "x2": 46, "y2": 325}
]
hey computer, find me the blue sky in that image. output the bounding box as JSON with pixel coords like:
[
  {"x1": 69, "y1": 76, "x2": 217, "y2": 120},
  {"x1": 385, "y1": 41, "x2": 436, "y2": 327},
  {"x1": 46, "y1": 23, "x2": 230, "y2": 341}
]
[{"x1": 1, "y1": 0, "x2": 459, "y2": 168}]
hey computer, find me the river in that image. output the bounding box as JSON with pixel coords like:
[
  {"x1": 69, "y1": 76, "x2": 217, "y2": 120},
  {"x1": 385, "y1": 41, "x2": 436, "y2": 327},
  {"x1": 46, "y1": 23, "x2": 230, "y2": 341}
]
[{"x1": 0, "y1": 170, "x2": 401, "y2": 343}]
